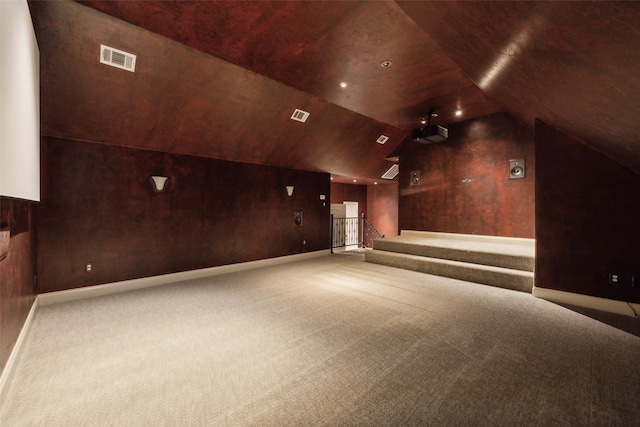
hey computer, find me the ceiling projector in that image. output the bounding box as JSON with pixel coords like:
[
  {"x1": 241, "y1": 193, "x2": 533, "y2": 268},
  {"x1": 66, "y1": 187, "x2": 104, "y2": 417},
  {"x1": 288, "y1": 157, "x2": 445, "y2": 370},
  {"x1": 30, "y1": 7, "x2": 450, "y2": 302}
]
[{"x1": 412, "y1": 125, "x2": 448, "y2": 144}]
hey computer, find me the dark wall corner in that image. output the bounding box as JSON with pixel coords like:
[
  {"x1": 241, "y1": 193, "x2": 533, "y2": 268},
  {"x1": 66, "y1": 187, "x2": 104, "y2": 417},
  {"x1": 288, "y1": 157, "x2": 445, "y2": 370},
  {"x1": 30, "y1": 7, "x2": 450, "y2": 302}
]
[{"x1": 535, "y1": 119, "x2": 640, "y2": 303}]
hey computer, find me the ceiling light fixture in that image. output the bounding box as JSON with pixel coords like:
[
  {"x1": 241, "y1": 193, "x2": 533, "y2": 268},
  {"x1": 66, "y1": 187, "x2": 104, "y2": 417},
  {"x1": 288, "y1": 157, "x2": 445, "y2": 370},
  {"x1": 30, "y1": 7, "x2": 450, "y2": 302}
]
[
  {"x1": 420, "y1": 111, "x2": 437, "y2": 125},
  {"x1": 339, "y1": 82, "x2": 348, "y2": 88},
  {"x1": 381, "y1": 60, "x2": 392, "y2": 68},
  {"x1": 455, "y1": 110, "x2": 463, "y2": 117}
]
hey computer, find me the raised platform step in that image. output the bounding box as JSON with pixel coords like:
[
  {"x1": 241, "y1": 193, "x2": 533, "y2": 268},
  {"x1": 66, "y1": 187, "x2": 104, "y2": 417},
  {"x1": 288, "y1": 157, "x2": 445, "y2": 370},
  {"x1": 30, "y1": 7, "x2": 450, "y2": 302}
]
[
  {"x1": 365, "y1": 231, "x2": 535, "y2": 293},
  {"x1": 374, "y1": 233, "x2": 534, "y2": 272}
]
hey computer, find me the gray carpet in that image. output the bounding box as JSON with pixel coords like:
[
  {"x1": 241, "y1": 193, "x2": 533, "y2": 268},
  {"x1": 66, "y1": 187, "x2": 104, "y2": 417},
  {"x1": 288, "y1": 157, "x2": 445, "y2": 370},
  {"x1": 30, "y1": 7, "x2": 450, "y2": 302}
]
[{"x1": 2, "y1": 255, "x2": 639, "y2": 426}]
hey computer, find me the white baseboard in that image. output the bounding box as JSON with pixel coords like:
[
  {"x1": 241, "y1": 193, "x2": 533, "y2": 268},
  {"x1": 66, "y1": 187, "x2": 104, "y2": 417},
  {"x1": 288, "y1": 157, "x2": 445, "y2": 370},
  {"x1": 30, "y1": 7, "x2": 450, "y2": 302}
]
[
  {"x1": 2, "y1": 250, "x2": 329, "y2": 407},
  {"x1": 0, "y1": 297, "x2": 39, "y2": 407},
  {"x1": 399, "y1": 230, "x2": 535, "y2": 247},
  {"x1": 38, "y1": 250, "x2": 330, "y2": 307},
  {"x1": 533, "y1": 286, "x2": 637, "y2": 317}
]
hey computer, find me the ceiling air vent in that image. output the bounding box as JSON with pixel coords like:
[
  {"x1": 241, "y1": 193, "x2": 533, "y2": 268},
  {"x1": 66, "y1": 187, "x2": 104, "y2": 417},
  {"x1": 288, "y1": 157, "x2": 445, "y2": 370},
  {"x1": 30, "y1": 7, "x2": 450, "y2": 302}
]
[
  {"x1": 291, "y1": 109, "x2": 310, "y2": 123},
  {"x1": 376, "y1": 135, "x2": 389, "y2": 144},
  {"x1": 381, "y1": 164, "x2": 399, "y2": 180},
  {"x1": 100, "y1": 44, "x2": 136, "y2": 72}
]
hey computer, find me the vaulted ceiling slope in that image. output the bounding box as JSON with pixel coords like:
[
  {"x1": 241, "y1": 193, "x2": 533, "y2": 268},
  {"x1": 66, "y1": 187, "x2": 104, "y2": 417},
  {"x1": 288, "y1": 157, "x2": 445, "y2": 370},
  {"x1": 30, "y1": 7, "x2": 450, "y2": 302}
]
[
  {"x1": 398, "y1": 1, "x2": 640, "y2": 175},
  {"x1": 28, "y1": 0, "x2": 499, "y2": 184},
  {"x1": 29, "y1": 1, "x2": 640, "y2": 183}
]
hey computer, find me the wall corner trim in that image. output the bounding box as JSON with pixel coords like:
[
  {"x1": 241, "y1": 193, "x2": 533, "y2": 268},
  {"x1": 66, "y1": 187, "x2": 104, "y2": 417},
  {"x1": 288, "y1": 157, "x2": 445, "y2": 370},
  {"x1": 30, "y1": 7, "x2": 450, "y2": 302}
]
[
  {"x1": 38, "y1": 250, "x2": 331, "y2": 306},
  {"x1": 532, "y1": 286, "x2": 637, "y2": 317},
  {"x1": 0, "y1": 297, "x2": 39, "y2": 408}
]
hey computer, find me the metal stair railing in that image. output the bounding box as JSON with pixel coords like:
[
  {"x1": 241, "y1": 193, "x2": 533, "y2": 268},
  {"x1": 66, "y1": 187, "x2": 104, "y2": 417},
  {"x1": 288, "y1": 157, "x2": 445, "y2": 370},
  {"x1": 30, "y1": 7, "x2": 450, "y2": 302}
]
[
  {"x1": 362, "y1": 214, "x2": 384, "y2": 249},
  {"x1": 330, "y1": 213, "x2": 384, "y2": 253}
]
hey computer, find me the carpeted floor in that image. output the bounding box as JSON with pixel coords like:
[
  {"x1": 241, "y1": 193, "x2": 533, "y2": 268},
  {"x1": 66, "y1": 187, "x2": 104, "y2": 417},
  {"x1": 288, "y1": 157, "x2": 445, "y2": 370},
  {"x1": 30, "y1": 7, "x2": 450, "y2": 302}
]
[{"x1": 2, "y1": 254, "x2": 639, "y2": 426}]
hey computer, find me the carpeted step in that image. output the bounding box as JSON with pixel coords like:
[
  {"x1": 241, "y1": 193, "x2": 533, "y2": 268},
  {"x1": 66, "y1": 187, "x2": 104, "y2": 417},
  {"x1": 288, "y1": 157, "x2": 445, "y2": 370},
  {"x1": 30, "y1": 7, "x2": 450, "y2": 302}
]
[
  {"x1": 373, "y1": 237, "x2": 534, "y2": 272},
  {"x1": 365, "y1": 250, "x2": 534, "y2": 293}
]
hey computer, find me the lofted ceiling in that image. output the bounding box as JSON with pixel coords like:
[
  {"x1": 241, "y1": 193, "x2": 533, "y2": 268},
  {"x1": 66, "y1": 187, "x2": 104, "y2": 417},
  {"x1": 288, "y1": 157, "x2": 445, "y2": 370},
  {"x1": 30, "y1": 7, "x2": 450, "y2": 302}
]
[{"x1": 28, "y1": 1, "x2": 640, "y2": 184}]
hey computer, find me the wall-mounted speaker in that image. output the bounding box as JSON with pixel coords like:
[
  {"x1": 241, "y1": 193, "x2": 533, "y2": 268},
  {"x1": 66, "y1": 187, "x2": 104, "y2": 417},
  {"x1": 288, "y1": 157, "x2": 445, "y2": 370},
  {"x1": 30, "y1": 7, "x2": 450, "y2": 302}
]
[
  {"x1": 509, "y1": 159, "x2": 525, "y2": 179},
  {"x1": 410, "y1": 171, "x2": 420, "y2": 186},
  {"x1": 294, "y1": 210, "x2": 303, "y2": 226}
]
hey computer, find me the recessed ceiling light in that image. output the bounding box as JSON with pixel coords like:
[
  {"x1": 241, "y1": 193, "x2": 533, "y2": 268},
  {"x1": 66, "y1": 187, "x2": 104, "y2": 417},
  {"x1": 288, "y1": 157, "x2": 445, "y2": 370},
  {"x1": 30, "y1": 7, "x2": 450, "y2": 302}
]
[
  {"x1": 374, "y1": 182, "x2": 378, "y2": 185},
  {"x1": 353, "y1": 179, "x2": 357, "y2": 183},
  {"x1": 339, "y1": 82, "x2": 348, "y2": 88},
  {"x1": 455, "y1": 110, "x2": 463, "y2": 117},
  {"x1": 381, "y1": 60, "x2": 392, "y2": 68}
]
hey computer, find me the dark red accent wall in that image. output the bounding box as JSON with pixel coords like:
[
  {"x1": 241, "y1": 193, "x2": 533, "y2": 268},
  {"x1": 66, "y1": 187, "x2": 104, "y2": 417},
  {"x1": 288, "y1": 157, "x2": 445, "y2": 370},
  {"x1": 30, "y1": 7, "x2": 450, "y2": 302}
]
[
  {"x1": 330, "y1": 183, "x2": 367, "y2": 217},
  {"x1": 398, "y1": 113, "x2": 535, "y2": 238},
  {"x1": 0, "y1": 197, "x2": 37, "y2": 374},
  {"x1": 38, "y1": 137, "x2": 330, "y2": 293},
  {"x1": 535, "y1": 120, "x2": 640, "y2": 303},
  {"x1": 367, "y1": 183, "x2": 398, "y2": 238}
]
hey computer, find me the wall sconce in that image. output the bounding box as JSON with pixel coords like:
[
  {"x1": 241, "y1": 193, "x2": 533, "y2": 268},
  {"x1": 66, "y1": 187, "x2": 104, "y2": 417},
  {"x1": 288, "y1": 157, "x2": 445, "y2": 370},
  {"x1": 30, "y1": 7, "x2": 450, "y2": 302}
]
[
  {"x1": 285, "y1": 185, "x2": 294, "y2": 197},
  {"x1": 150, "y1": 175, "x2": 169, "y2": 193}
]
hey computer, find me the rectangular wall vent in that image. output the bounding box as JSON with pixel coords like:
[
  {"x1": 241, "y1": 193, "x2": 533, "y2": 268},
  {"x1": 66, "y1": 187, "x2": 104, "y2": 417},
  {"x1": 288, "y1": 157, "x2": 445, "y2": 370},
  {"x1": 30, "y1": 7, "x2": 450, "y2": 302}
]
[
  {"x1": 100, "y1": 44, "x2": 136, "y2": 72},
  {"x1": 381, "y1": 164, "x2": 399, "y2": 180},
  {"x1": 291, "y1": 109, "x2": 310, "y2": 123},
  {"x1": 376, "y1": 135, "x2": 389, "y2": 144}
]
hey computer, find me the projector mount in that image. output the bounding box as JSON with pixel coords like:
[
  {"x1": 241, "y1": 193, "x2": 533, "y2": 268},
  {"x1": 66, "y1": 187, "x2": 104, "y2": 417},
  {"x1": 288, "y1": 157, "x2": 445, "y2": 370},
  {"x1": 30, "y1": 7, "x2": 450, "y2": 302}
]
[{"x1": 412, "y1": 109, "x2": 448, "y2": 144}]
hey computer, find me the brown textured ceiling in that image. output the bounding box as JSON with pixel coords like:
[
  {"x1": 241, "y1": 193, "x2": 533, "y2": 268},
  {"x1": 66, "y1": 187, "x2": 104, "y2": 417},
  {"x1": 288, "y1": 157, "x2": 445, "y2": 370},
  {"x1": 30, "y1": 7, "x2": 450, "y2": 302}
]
[
  {"x1": 75, "y1": 0, "x2": 500, "y2": 131},
  {"x1": 397, "y1": 0, "x2": 640, "y2": 175},
  {"x1": 29, "y1": 1, "x2": 640, "y2": 182}
]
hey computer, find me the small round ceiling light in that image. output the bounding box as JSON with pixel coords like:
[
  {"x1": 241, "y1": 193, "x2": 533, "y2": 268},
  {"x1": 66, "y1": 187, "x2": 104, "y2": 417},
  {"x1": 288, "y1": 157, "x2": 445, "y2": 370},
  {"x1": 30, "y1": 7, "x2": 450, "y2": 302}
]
[
  {"x1": 420, "y1": 117, "x2": 427, "y2": 125},
  {"x1": 381, "y1": 60, "x2": 392, "y2": 68},
  {"x1": 339, "y1": 82, "x2": 348, "y2": 88},
  {"x1": 455, "y1": 109, "x2": 463, "y2": 117}
]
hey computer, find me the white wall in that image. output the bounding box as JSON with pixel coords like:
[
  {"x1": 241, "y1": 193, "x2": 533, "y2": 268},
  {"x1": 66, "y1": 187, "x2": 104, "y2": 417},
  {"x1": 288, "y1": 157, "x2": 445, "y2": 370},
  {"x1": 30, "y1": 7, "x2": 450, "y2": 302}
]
[{"x1": 0, "y1": 0, "x2": 40, "y2": 201}]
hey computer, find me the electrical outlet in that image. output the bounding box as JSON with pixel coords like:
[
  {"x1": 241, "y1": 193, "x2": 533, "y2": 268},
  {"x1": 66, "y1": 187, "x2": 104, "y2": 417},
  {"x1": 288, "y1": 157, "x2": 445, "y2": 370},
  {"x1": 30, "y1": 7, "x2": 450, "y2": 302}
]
[
  {"x1": 609, "y1": 273, "x2": 620, "y2": 284},
  {"x1": 86, "y1": 263, "x2": 93, "y2": 272}
]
